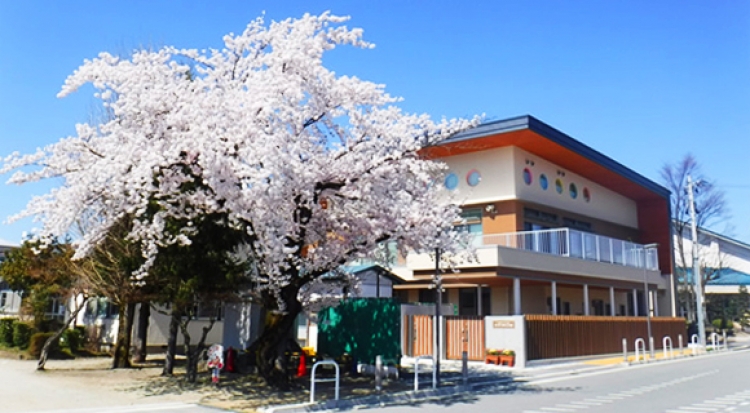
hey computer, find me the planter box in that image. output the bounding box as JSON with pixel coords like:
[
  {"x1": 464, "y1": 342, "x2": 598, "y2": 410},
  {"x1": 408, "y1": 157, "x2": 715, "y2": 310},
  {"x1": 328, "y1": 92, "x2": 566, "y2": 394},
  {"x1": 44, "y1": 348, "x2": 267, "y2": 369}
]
[{"x1": 485, "y1": 355, "x2": 515, "y2": 367}]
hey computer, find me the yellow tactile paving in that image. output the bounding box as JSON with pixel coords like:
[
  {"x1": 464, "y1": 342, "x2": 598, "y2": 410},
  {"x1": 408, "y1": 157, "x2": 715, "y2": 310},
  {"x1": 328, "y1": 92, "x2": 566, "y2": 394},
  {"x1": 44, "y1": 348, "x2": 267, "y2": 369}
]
[{"x1": 583, "y1": 349, "x2": 703, "y2": 365}]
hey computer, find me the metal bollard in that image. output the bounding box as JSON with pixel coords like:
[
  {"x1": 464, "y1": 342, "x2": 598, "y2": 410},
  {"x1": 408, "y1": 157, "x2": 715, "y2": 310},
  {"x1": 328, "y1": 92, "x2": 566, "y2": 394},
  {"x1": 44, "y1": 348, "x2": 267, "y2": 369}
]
[
  {"x1": 678, "y1": 334, "x2": 683, "y2": 357},
  {"x1": 375, "y1": 355, "x2": 383, "y2": 391},
  {"x1": 622, "y1": 338, "x2": 628, "y2": 363},
  {"x1": 723, "y1": 330, "x2": 728, "y2": 351},
  {"x1": 461, "y1": 351, "x2": 468, "y2": 387},
  {"x1": 649, "y1": 337, "x2": 655, "y2": 360}
]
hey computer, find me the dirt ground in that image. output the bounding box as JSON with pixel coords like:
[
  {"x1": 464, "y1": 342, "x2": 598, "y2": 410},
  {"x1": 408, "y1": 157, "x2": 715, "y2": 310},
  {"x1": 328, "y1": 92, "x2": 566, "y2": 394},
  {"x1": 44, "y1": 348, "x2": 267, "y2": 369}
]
[{"x1": 0, "y1": 354, "x2": 410, "y2": 413}]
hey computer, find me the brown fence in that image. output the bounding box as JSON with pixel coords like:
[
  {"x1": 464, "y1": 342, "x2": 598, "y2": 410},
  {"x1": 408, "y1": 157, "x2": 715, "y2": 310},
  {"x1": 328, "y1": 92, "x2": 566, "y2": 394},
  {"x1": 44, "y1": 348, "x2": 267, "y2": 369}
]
[
  {"x1": 408, "y1": 315, "x2": 433, "y2": 357},
  {"x1": 445, "y1": 316, "x2": 485, "y2": 361},
  {"x1": 526, "y1": 315, "x2": 687, "y2": 361}
]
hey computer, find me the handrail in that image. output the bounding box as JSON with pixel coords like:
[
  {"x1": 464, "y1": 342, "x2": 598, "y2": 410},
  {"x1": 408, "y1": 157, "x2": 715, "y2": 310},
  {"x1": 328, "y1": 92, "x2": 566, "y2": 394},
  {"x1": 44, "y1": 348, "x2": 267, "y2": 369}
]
[
  {"x1": 634, "y1": 338, "x2": 647, "y2": 363},
  {"x1": 414, "y1": 355, "x2": 436, "y2": 391},
  {"x1": 310, "y1": 360, "x2": 339, "y2": 404},
  {"x1": 663, "y1": 336, "x2": 674, "y2": 359}
]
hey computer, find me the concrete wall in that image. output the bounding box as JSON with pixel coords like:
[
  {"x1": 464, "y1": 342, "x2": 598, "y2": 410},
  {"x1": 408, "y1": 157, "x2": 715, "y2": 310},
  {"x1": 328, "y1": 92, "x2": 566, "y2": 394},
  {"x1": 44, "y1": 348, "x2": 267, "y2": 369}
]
[{"x1": 485, "y1": 315, "x2": 526, "y2": 368}]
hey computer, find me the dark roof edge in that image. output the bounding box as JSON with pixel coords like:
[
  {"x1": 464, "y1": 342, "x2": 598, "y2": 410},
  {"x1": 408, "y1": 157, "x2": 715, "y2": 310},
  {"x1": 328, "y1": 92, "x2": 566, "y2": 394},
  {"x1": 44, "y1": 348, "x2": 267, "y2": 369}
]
[{"x1": 446, "y1": 115, "x2": 671, "y2": 199}]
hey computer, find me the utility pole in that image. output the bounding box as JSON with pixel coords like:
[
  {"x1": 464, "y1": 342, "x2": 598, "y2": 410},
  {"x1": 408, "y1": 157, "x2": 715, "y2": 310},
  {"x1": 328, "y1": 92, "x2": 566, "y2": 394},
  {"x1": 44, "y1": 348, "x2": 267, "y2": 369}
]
[
  {"x1": 433, "y1": 247, "x2": 442, "y2": 386},
  {"x1": 687, "y1": 174, "x2": 706, "y2": 347}
]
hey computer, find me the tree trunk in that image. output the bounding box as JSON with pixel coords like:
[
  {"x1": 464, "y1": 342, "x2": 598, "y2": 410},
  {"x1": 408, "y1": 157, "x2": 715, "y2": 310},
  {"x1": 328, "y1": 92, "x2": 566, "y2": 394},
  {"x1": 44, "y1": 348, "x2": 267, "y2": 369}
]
[
  {"x1": 162, "y1": 305, "x2": 181, "y2": 376},
  {"x1": 253, "y1": 286, "x2": 303, "y2": 389},
  {"x1": 133, "y1": 302, "x2": 151, "y2": 363},
  {"x1": 112, "y1": 301, "x2": 136, "y2": 369},
  {"x1": 38, "y1": 297, "x2": 88, "y2": 370},
  {"x1": 180, "y1": 315, "x2": 217, "y2": 383}
]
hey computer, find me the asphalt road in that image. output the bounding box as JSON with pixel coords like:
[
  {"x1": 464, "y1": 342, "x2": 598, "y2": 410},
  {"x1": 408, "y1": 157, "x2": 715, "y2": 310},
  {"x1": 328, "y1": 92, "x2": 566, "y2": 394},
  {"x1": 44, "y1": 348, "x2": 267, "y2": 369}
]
[{"x1": 377, "y1": 350, "x2": 750, "y2": 413}]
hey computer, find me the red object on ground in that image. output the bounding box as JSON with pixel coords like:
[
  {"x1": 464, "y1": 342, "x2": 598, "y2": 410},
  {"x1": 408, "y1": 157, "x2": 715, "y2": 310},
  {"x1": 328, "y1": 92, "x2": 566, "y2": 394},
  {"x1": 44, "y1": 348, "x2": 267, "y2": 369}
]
[
  {"x1": 225, "y1": 347, "x2": 236, "y2": 373},
  {"x1": 297, "y1": 353, "x2": 307, "y2": 377}
]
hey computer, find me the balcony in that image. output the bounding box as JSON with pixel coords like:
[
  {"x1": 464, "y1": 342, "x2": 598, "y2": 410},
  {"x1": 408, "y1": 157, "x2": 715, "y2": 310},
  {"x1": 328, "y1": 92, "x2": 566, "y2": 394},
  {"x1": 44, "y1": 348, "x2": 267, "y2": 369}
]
[
  {"x1": 482, "y1": 228, "x2": 659, "y2": 270},
  {"x1": 406, "y1": 228, "x2": 660, "y2": 278}
]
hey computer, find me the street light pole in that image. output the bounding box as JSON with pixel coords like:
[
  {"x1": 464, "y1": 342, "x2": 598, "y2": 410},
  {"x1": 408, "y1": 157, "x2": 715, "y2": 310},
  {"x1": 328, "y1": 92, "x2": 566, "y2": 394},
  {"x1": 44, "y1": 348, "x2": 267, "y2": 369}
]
[
  {"x1": 642, "y1": 243, "x2": 658, "y2": 359},
  {"x1": 433, "y1": 247, "x2": 442, "y2": 386},
  {"x1": 687, "y1": 175, "x2": 706, "y2": 347}
]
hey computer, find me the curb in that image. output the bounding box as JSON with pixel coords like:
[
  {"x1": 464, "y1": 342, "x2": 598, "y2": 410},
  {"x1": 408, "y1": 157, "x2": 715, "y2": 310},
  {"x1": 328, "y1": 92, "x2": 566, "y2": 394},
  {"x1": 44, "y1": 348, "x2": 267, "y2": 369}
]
[{"x1": 261, "y1": 347, "x2": 750, "y2": 413}]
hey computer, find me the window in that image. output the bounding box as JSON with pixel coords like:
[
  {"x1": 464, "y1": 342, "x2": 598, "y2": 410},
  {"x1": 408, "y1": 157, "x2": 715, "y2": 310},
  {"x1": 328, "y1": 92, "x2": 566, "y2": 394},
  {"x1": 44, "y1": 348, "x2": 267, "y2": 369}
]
[
  {"x1": 455, "y1": 209, "x2": 483, "y2": 246},
  {"x1": 86, "y1": 298, "x2": 119, "y2": 319},
  {"x1": 569, "y1": 183, "x2": 578, "y2": 199},
  {"x1": 458, "y1": 288, "x2": 491, "y2": 316},
  {"x1": 419, "y1": 288, "x2": 449, "y2": 304},
  {"x1": 193, "y1": 302, "x2": 223, "y2": 320},
  {"x1": 539, "y1": 174, "x2": 548, "y2": 190},
  {"x1": 523, "y1": 168, "x2": 533, "y2": 185},
  {"x1": 0, "y1": 292, "x2": 6, "y2": 308},
  {"x1": 555, "y1": 179, "x2": 563, "y2": 194},
  {"x1": 466, "y1": 169, "x2": 481, "y2": 187},
  {"x1": 444, "y1": 172, "x2": 459, "y2": 190}
]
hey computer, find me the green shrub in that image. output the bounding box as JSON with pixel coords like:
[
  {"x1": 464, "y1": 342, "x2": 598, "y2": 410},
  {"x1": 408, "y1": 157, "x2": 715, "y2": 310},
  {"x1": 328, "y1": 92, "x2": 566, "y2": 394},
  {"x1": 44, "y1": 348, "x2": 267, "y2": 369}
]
[
  {"x1": 29, "y1": 332, "x2": 59, "y2": 358},
  {"x1": 0, "y1": 319, "x2": 14, "y2": 346},
  {"x1": 61, "y1": 328, "x2": 83, "y2": 352},
  {"x1": 712, "y1": 319, "x2": 723, "y2": 330},
  {"x1": 12, "y1": 321, "x2": 33, "y2": 349}
]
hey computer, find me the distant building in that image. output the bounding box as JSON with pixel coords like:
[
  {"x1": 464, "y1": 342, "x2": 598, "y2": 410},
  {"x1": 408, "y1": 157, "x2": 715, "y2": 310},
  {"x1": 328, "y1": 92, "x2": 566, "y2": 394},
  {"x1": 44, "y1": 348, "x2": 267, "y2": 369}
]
[{"x1": 0, "y1": 241, "x2": 22, "y2": 317}]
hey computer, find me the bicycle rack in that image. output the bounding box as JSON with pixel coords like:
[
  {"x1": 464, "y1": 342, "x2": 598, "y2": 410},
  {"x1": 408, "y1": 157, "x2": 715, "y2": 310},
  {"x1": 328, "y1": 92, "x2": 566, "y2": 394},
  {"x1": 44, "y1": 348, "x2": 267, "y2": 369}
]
[
  {"x1": 710, "y1": 332, "x2": 719, "y2": 351},
  {"x1": 662, "y1": 336, "x2": 674, "y2": 359},
  {"x1": 414, "y1": 355, "x2": 436, "y2": 391},
  {"x1": 310, "y1": 360, "x2": 340, "y2": 404},
  {"x1": 634, "y1": 338, "x2": 647, "y2": 363}
]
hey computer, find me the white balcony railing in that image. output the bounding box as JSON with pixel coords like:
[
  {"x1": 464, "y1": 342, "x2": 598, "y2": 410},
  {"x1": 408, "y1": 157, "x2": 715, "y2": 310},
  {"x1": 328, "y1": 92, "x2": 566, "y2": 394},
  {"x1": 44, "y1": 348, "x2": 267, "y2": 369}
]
[{"x1": 480, "y1": 228, "x2": 659, "y2": 271}]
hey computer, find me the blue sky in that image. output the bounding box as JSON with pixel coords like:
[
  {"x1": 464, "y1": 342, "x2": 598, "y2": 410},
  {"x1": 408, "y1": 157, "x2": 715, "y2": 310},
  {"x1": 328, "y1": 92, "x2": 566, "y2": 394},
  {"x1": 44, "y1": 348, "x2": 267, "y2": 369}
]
[{"x1": 1, "y1": 1, "x2": 749, "y2": 246}]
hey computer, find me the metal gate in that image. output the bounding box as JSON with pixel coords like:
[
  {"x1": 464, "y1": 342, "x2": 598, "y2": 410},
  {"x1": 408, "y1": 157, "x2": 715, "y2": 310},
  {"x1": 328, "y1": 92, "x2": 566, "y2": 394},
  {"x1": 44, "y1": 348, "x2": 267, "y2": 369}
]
[{"x1": 446, "y1": 316, "x2": 485, "y2": 361}]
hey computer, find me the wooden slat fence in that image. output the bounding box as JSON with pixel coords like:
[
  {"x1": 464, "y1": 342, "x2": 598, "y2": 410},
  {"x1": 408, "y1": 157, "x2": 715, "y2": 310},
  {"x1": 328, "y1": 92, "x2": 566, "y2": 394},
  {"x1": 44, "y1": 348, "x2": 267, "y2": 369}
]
[
  {"x1": 526, "y1": 315, "x2": 687, "y2": 360},
  {"x1": 445, "y1": 316, "x2": 485, "y2": 361},
  {"x1": 410, "y1": 315, "x2": 433, "y2": 357}
]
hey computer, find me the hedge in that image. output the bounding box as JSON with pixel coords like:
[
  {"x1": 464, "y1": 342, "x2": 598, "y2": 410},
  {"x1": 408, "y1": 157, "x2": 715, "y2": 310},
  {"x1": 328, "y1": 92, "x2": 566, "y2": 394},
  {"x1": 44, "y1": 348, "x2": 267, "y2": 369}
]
[
  {"x1": 29, "y1": 332, "x2": 59, "y2": 359},
  {"x1": 12, "y1": 321, "x2": 34, "y2": 349},
  {"x1": 0, "y1": 319, "x2": 14, "y2": 346}
]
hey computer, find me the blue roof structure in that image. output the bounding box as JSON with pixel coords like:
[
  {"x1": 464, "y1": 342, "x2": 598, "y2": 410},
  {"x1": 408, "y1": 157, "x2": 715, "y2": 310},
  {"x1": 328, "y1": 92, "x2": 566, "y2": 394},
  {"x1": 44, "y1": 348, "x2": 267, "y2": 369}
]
[{"x1": 681, "y1": 268, "x2": 750, "y2": 286}]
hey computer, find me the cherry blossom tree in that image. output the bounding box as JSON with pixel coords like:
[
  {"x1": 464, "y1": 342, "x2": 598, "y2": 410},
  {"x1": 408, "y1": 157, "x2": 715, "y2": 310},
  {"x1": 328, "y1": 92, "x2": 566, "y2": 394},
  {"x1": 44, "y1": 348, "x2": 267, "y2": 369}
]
[{"x1": 2, "y1": 12, "x2": 478, "y2": 386}]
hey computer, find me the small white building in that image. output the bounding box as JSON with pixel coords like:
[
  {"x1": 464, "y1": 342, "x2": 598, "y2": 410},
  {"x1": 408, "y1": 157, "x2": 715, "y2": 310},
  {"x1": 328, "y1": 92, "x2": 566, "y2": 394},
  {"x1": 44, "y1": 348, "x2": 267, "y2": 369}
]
[{"x1": 0, "y1": 241, "x2": 22, "y2": 318}]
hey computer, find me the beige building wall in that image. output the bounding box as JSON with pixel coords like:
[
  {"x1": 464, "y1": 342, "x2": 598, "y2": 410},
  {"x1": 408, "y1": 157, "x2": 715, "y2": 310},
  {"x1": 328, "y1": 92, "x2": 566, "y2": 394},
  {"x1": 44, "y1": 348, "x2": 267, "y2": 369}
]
[
  {"x1": 490, "y1": 286, "x2": 511, "y2": 315},
  {"x1": 439, "y1": 147, "x2": 516, "y2": 204},
  {"x1": 512, "y1": 147, "x2": 638, "y2": 229}
]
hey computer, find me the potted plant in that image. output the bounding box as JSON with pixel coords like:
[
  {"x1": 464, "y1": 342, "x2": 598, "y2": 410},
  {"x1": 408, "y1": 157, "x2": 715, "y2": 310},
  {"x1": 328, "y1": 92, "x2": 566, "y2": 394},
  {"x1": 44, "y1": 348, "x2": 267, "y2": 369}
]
[
  {"x1": 485, "y1": 348, "x2": 502, "y2": 364},
  {"x1": 499, "y1": 349, "x2": 515, "y2": 367}
]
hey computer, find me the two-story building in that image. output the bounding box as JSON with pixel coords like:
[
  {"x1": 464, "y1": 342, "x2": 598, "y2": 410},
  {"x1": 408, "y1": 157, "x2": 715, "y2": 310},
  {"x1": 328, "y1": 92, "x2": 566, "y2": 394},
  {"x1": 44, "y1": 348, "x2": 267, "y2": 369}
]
[
  {"x1": 392, "y1": 115, "x2": 675, "y2": 320},
  {"x1": 0, "y1": 240, "x2": 22, "y2": 317}
]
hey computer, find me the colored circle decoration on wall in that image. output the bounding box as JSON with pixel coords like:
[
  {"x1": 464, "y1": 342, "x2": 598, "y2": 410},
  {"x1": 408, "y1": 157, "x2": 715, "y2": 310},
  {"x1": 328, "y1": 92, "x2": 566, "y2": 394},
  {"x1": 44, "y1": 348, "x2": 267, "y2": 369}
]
[
  {"x1": 444, "y1": 172, "x2": 459, "y2": 190},
  {"x1": 569, "y1": 183, "x2": 578, "y2": 199},
  {"x1": 467, "y1": 169, "x2": 481, "y2": 187},
  {"x1": 555, "y1": 179, "x2": 563, "y2": 194},
  {"x1": 583, "y1": 187, "x2": 591, "y2": 202},
  {"x1": 539, "y1": 174, "x2": 548, "y2": 190},
  {"x1": 523, "y1": 168, "x2": 533, "y2": 185}
]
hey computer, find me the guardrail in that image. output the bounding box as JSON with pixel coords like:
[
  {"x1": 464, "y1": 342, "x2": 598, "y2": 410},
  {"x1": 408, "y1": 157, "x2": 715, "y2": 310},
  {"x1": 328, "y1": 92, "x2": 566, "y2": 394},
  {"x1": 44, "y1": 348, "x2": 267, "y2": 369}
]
[{"x1": 310, "y1": 360, "x2": 339, "y2": 404}]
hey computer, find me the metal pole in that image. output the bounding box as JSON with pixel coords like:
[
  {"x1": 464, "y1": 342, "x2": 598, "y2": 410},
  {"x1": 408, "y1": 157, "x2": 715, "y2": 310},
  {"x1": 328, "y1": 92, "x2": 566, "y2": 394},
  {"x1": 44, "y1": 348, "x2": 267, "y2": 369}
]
[
  {"x1": 688, "y1": 175, "x2": 707, "y2": 348},
  {"x1": 461, "y1": 351, "x2": 468, "y2": 387},
  {"x1": 434, "y1": 247, "x2": 441, "y2": 387},
  {"x1": 641, "y1": 247, "x2": 655, "y2": 359}
]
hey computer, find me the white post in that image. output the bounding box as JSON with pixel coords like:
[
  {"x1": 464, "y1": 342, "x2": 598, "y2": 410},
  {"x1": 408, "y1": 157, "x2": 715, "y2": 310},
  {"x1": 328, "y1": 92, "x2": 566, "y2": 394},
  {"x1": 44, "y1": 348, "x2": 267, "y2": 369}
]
[
  {"x1": 583, "y1": 284, "x2": 590, "y2": 316},
  {"x1": 622, "y1": 338, "x2": 628, "y2": 363},
  {"x1": 513, "y1": 277, "x2": 521, "y2": 315},
  {"x1": 633, "y1": 288, "x2": 639, "y2": 316},
  {"x1": 610, "y1": 287, "x2": 616, "y2": 316},
  {"x1": 688, "y1": 175, "x2": 707, "y2": 347},
  {"x1": 551, "y1": 281, "x2": 558, "y2": 315},
  {"x1": 653, "y1": 290, "x2": 659, "y2": 317}
]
